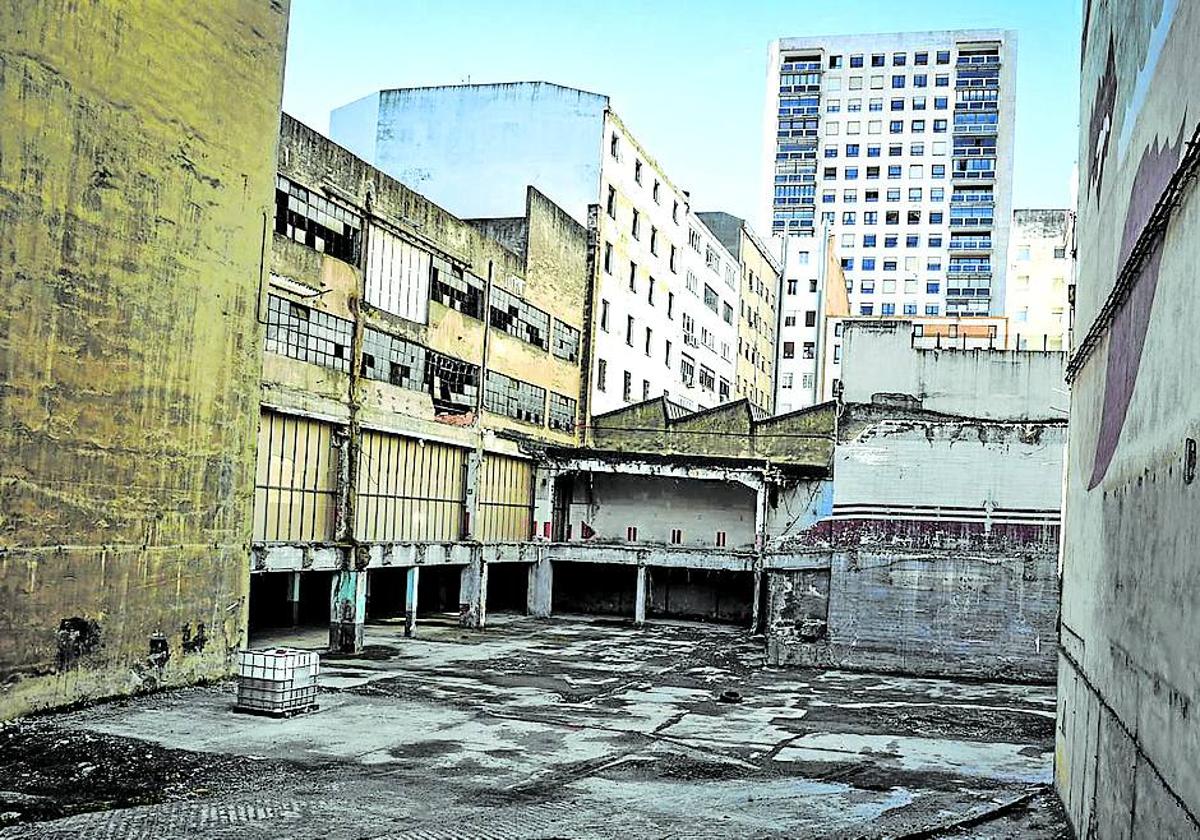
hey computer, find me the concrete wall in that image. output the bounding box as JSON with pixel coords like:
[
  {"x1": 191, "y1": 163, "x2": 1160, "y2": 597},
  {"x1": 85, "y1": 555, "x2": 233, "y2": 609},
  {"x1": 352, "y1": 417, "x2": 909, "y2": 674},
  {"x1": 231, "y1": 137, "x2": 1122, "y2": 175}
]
[
  {"x1": 766, "y1": 548, "x2": 1057, "y2": 681},
  {"x1": 0, "y1": 1, "x2": 290, "y2": 718},
  {"x1": 330, "y1": 83, "x2": 609, "y2": 223},
  {"x1": 565, "y1": 473, "x2": 757, "y2": 550},
  {"x1": 840, "y1": 320, "x2": 1066, "y2": 420},
  {"x1": 1059, "y1": 1, "x2": 1200, "y2": 836},
  {"x1": 766, "y1": 397, "x2": 1064, "y2": 680}
]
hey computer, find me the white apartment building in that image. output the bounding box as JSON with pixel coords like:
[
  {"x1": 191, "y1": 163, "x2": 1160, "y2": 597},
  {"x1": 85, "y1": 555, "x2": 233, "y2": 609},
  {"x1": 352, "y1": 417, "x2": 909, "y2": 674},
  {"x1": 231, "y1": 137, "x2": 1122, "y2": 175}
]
[
  {"x1": 329, "y1": 82, "x2": 740, "y2": 418},
  {"x1": 761, "y1": 30, "x2": 1018, "y2": 338},
  {"x1": 775, "y1": 232, "x2": 842, "y2": 413},
  {"x1": 676, "y1": 218, "x2": 741, "y2": 409},
  {"x1": 1005, "y1": 209, "x2": 1073, "y2": 351}
]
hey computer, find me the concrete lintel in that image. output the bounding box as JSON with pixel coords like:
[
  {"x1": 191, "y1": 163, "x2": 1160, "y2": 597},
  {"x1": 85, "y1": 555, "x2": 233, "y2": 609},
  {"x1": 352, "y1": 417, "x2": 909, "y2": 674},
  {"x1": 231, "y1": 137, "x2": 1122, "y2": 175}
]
[
  {"x1": 762, "y1": 550, "x2": 833, "y2": 571},
  {"x1": 544, "y1": 543, "x2": 755, "y2": 572},
  {"x1": 548, "y1": 457, "x2": 766, "y2": 491},
  {"x1": 252, "y1": 543, "x2": 341, "y2": 572}
]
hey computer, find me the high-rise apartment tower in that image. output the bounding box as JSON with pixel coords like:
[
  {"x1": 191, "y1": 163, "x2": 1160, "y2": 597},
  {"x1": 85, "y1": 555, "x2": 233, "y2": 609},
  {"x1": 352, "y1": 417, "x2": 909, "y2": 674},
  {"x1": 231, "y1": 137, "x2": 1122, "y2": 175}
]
[{"x1": 762, "y1": 30, "x2": 1017, "y2": 330}]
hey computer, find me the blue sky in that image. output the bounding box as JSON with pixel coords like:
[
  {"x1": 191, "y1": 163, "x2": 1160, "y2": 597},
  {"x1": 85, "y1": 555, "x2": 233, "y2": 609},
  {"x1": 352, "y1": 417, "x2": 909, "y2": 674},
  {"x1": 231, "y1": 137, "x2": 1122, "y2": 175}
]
[{"x1": 282, "y1": 0, "x2": 1082, "y2": 227}]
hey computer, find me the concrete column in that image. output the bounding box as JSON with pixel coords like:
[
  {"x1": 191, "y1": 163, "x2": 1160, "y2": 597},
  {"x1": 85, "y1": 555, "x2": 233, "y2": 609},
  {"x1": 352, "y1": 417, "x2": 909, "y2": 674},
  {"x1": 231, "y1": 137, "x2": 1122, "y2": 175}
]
[
  {"x1": 286, "y1": 571, "x2": 301, "y2": 627},
  {"x1": 329, "y1": 568, "x2": 366, "y2": 653},
  {"x1": 459, "y1": 550, "x2": 488, "y2": 629},
  {"x1": 634, "y1": 565, "x2": 648, "y2": 627},
  {"x1": 404, "y1": 567, "x2": 419, "y2": 637},
  {"x1": 463, "y1": 449, "x2": 482, "y2": 540},
  {"x1": 532, "y1": 465, "x2": 557, "y2": 540},
  {"x1": 749, "y1": 566, "x2": 763, "y2": 636},
  {"x1": 754, "y1": 482, "x2": 769, "y2": 553},
  {"x1": 332, "y1": 429, "x2": 352, "y2": 543},
  {"x1": 527, "y1": 554, "x2": 553, "y2": 618}
]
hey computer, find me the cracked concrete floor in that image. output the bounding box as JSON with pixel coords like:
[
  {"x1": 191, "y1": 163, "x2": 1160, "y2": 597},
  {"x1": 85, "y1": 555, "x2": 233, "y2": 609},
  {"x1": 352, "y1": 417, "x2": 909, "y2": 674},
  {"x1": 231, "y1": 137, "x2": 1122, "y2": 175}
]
[{"x1": 0, "y1": 615, "x2": 1069, "y2": 839}]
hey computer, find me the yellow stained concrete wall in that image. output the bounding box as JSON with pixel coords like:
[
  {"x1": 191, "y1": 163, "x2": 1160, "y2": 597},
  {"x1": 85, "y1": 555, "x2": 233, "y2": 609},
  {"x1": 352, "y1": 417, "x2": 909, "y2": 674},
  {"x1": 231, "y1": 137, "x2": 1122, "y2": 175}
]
[{"x1": 0, "y1": 1, "x2": 290, "y2": 718}]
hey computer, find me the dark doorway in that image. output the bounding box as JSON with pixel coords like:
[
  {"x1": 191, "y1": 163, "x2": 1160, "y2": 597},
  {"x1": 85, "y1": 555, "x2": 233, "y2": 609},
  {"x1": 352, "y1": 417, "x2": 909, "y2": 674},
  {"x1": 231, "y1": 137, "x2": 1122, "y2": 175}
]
[
  {"x1": 553, "y1": 562, "x2": 638, "y2": 618},
  {"x1": 417, "y1": 565, "x2": 462, "y2": 617},
  {"x1": 647, "y1": 568, "x2": 755, "y2": 625},
  {"x1": 487, "y1": 564, "x2": 528, "y2": 614},
  {"x1": 248, "y1": 570, "x2": 334, "y2": 632}
]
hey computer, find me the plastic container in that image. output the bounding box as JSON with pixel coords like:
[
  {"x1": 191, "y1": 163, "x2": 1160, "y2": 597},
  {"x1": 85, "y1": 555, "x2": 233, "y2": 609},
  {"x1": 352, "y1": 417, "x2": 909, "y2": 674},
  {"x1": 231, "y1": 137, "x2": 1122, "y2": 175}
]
[{"x1": 235, "y1": 648, "x2": 320, "y2": 716}]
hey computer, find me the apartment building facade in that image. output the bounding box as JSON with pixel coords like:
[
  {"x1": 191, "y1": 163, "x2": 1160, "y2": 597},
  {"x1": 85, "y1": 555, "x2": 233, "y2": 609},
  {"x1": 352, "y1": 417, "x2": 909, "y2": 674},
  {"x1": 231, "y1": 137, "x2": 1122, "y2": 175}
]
[
  {"x1": 330, "y1": 82, "x2": 740, "y2": 419},
  {"x1": 1005, "y1": 209, "x2": 1073, "y2": 350},
  {"x1": 762, "y1": 30, "x2": 1018, "y2": 328},
  {"x1": 774, "y1": 233, "x2": 848, "y2": 412},
  {"x1": 698, "y1": 212, "x2": 782, "y2": 415}
]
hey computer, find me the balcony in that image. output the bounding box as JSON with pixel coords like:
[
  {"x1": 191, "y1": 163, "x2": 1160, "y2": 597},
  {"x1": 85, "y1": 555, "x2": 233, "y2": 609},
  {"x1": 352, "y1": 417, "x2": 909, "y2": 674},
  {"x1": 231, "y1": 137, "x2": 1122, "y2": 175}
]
[
  {"x1": 781, "y1": 61, "x2": 822, "y2": 72},
  {"x1": 956, "y1": 54, "x2": 1001, "y2": 67},
  {"x1": 948, "y1": 236, "x2": 992, "y2": 251},
  {"x1": 953, "y1": 122, "x2": 998, "y2": 135}
]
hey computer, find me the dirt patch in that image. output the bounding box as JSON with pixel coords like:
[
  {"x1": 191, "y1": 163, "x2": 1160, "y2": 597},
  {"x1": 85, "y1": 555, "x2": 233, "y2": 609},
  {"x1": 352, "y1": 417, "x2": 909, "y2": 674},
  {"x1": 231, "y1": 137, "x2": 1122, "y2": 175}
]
[{"x1": 0, "y1": 718, "x2": 315, "y2": 827}]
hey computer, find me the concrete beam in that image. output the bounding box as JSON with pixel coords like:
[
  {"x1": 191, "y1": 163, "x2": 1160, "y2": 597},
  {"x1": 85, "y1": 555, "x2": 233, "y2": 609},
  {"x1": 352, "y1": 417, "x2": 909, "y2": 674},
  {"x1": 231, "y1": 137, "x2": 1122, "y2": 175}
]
[
  {"x1": 543, "y1": 542, "x2": 755, "y2": 571},
  {"x1": 548, "y1": 457, "x2": 766, "y2": 493}
]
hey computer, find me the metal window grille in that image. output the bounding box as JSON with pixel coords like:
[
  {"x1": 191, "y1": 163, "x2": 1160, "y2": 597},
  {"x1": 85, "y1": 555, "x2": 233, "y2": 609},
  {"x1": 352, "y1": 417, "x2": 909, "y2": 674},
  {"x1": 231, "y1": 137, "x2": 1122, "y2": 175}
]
[
  {"x1": 483, "y1": 370, "x2": 546, "y2": 425},
  {"x1": 478, "y1": 454, "x2": 534, "y2": 542},
  {"x1": 548, "y1": 392, "x2": 577, "y2": 432},
  {"x1": 274, "y1": 175, "x2": 360, "y2": 263},
  {"x1": 355, "y1": 430, "x2": 466, "y2": 541},
  {"x1": 253, "y1": 410, "x2": 338, "y2": 542},
  {"x1": 552, "y1": 319, "x2": 581, "y2": 362},
  {"x1": 430, "y1": 259, "x2": 485, "y2": 319},
  {"x1": 264, "y1": 294, "x2": 352, "y2": 373},
  {"x1": 490, "y1": 286, "x2": 550, "y2": 350},
  {"x1": 426, "y1": 350, "x2": 480, "y2": 415},
  {"x1": 361, "y1": 327, "x2": 426, "y2": 392}
]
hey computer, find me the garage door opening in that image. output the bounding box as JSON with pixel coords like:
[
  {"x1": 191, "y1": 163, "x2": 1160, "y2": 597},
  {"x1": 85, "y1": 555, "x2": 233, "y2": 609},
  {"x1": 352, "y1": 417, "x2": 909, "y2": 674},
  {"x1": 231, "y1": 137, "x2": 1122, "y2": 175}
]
[
  {"x1": 248, "y1": 570, "x2": 334, "y2": 633},
  {"x1": 365, "y1": 567, "x2": 409, "y2": 622},
  {"x1": 417, "y1": 565, "x2": 462, "y2": 620},
  {"x1": 487, "y1": 564, "x2": 528, "y2": 614},
  {"x1": 553, "y1": 562, "x2": 637, "y2": 619},
  {"x1": 648, "y1": 568, "x2": 754, "y2": 625}
]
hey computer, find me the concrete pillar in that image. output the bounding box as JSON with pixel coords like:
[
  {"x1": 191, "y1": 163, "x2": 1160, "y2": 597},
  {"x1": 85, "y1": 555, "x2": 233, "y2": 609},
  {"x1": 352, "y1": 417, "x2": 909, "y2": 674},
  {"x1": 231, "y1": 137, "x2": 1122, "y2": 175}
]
[
  {"x1": 286, "y1": 571, "x2": 301, "y2": 627},
  {"x1": 459, "y1": 550, "x2": 488, "y2": 629},
  {"x1": 532, "y1": 465, "x2": 556, "y2": 540},
  {"x1": 329, "y1": 568, "x2": 366, "y2": 653},
  {"x1": 404, "y1": 566, "x2": 419, "y2": 637},
  {"x1": 332, "y1": 429, "x2": 352, "y2": 542},
  {"x1": 527, "y1": 554, "x2": 553, "y2": 618},
  {"x1": 754, "y1": 482, "x2": 769, "y2": 553},
  {"x1": 634, "y1": 565, "x2": 648, "y2": 627},
  {"x1": 463, "y1": 449, "x2": 482, "y2": 540},
  {"x1": 749, "y1": 566, "x2": 763, "y2": 636}
]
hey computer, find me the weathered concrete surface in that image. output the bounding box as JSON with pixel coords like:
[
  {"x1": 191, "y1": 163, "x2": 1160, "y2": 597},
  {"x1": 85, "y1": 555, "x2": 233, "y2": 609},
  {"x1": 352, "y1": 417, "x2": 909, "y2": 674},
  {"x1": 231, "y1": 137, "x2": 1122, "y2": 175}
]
[
  {"x1": 1059, "y1": 1, "x2": 1200, "y2": 835},
  {"x1": 767, "y1": 550, "x2": 1059, "y2": 681},
  {"x1": 0, "y1": 618, "x2": 1068, "y2": 838},
  {"x1": 0, "y1": 1, "x2": 290, "y2": 718},
  {"x1": 839, "y1": 321, "x2": 1066, "y2": 421}
]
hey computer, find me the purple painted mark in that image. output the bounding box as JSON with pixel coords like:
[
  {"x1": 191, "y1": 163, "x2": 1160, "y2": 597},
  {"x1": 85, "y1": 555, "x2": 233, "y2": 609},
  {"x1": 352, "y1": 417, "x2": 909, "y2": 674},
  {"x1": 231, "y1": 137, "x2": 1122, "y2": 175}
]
[
  {"x1": 1087, "y1": 34, "x2": 1118, "y2": 200},
  {"x1": 1088, "y1": 122, "x2": 1189, "y2": 489}
]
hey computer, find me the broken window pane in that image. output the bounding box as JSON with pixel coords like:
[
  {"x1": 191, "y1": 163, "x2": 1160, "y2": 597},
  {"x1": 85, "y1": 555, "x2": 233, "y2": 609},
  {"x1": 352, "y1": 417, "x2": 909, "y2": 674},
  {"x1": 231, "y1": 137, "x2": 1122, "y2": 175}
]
[
  {"x1": 274, "y1": 175, "x2": 361, "y2": 263},
  {"x1": 483, "y1": 370, "x2": 546, "y2": 425},
  {"x1": 264, "y1": 294, "x2": 352, "y2": 373}
]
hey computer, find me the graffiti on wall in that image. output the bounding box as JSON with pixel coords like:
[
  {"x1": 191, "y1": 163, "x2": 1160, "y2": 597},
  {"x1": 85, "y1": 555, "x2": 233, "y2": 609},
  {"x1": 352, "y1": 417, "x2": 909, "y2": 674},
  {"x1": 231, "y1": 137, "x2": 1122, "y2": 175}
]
[{"x1": 1079, "y1": 0, "x2": 1196, "y2": 488}]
